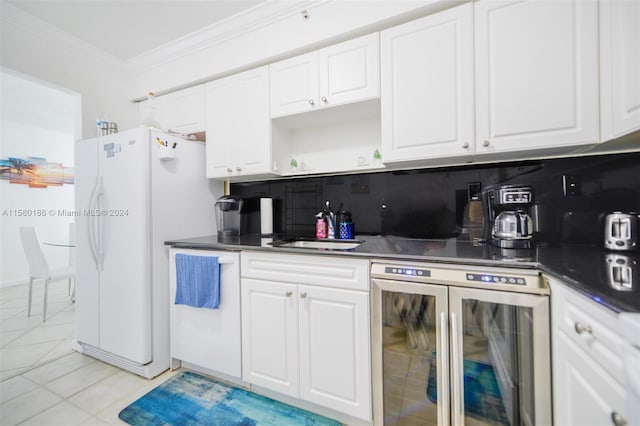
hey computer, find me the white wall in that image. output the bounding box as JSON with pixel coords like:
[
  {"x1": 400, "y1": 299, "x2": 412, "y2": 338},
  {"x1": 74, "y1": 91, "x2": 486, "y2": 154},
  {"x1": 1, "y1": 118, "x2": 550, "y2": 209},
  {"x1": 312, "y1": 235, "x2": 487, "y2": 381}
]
[
  {"x1": 0, "y1": 70, "x2": 80, "y2": 287},
  {"x1": 0, "y1": 2, "x2": 134, "y2": 139}
]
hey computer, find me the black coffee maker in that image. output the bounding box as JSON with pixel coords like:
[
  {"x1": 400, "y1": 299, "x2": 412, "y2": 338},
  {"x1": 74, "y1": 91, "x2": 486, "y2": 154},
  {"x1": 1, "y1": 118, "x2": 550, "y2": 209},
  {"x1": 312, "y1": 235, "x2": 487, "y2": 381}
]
[{"x1": 481, "y1": 184, "x2": 535, "y2": 249}]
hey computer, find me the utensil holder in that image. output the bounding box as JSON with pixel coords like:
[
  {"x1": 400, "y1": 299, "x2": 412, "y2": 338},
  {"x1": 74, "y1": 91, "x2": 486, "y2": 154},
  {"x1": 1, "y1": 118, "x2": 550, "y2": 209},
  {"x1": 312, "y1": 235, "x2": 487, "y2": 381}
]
[{"x1": 157, "y1": 144, "x2": 175, "y2": 161}]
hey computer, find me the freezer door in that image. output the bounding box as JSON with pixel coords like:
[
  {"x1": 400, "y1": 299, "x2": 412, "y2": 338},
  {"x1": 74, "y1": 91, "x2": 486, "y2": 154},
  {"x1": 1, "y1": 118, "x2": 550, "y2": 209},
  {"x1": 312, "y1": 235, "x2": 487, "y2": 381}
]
[
  {"x1": 97, "y1": 130, "x2": 152, "y2": 364},
  {"x1": 75, "y1": 138, "x2": 100, "y2": 347}
]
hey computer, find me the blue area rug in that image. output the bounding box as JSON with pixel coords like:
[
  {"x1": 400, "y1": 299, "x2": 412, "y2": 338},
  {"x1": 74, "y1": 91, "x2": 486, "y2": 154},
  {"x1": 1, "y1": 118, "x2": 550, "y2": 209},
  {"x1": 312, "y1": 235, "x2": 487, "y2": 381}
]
[
  {"x1": 119, "y1": 371, "x2": 341, "y2": 426},
  {"x1": 426, "y1": 355, "x2": 509, "y2": 425}
]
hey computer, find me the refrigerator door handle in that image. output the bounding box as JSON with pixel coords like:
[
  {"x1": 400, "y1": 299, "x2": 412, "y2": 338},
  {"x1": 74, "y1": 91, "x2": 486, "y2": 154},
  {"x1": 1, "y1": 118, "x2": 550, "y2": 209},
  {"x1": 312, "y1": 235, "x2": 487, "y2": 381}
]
[
  {"x1": 88, "y1": 177, "x2": 104, "y2": 270},
  {"x1": 95, "y1": 177, "x2": 104, "y2": 271},
  {"x1": 439, "y1": 311, "x2": 450, "y2": 426},
  {"x1": 88, "y1": 177, "x2": 100, "y2": 269},
  {"x1": 451, "y1": 312, "x2": 462, "y2": 426}
]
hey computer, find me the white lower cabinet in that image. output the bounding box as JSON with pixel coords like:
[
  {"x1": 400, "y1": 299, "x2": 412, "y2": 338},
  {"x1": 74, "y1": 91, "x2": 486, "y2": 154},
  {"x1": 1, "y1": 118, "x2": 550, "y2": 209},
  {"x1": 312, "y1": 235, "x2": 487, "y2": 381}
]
[
  {"x1": 554, "y1": 331, "x2": 627, "y2": 426},
  {"x1": 241, "y1": 252, "x2": 372, "y2": 422},
  {"x1": 298, "y1": 284, "x2": 370, "y2": 417},
  {"x1": 549, "y1": 277, "x2": 629, "y2": 426},
  {"x1": 241, "y1": 279, "x2": 299, "y2": 397}
]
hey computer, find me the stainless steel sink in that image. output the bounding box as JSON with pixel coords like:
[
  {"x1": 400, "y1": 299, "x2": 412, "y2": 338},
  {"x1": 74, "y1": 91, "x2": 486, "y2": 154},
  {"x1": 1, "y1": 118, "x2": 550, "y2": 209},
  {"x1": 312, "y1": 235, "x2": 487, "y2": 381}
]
[{"x1": 272, "y1": 239, "x2": 362, "y2": 250}]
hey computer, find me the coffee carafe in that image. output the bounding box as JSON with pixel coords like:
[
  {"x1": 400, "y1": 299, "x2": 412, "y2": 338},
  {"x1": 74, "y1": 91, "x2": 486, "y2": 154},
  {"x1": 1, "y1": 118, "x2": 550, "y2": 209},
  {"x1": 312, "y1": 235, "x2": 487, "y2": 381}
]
[
  {"x1": 215, "y1": 195, "x2": 243, "y2": 240},
  {"x1": 481, "y1": 184, "x2": 535, "y2": 249}
]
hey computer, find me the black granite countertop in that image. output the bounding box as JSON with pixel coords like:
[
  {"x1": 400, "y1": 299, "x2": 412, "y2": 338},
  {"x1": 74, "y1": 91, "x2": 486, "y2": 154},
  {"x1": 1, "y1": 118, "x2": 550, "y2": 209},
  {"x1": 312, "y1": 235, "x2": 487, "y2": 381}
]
[{"x1": 165, "y1": 234, "x2": 640, "y2": 313}]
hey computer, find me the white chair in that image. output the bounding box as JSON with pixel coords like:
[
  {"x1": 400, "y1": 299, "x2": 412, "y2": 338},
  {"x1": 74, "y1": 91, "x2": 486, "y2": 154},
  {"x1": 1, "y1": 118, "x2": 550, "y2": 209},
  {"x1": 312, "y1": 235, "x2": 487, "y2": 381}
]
[{"x1": 19, "y1": 226, "x2": 76, "y2": 322}]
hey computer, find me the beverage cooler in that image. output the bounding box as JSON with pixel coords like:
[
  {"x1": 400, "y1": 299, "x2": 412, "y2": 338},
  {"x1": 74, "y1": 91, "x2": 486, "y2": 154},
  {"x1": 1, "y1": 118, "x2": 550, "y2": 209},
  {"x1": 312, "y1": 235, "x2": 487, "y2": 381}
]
[{"x1": 371, "y1": 262, "x2": 551, "y2": 426}]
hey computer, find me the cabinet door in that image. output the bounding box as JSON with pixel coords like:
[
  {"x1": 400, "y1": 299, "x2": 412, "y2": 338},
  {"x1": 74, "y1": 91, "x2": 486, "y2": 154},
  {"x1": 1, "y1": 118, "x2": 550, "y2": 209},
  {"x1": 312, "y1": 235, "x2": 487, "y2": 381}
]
[
  {"x1": 475, "y1": 0, "x2": 599, "y2": 154},
  {"x1": 205, "y1": 76, "x2": 237, "y2": 178},
  {"x1": 235, "y1": 66, "x2": 272, "y2": 175},
  {"x1": 554, "y1": 331, "x2": 628, "y2": 426},
  {"x1": 600, "y1": 0, "x2": 640, "y2": 141},
  {"x1": 163, "y1": 85, "x2": 205, "y2": 134},
  {"x1": 241, "y1": 278, "x2": 299, "y2": 398},
  {"x1": 318, "y1": 33, "x2": 380, "y2": 109},
  {"x1": 298, "y1": 285, "x2": 372, "y2": 421},
  {"x1": 381, "y1": 4, "x2": 474, "y2": 163},
  {"x1": 270, "y1": 52, "x2": 319, "y2": 117}
]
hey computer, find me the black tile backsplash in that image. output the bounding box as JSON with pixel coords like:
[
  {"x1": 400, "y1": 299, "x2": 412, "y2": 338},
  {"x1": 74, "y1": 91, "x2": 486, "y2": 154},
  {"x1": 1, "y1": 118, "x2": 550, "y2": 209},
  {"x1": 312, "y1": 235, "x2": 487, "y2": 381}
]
[{"x1": 231, "y1": 152, "x2": 640, "y2": 246}]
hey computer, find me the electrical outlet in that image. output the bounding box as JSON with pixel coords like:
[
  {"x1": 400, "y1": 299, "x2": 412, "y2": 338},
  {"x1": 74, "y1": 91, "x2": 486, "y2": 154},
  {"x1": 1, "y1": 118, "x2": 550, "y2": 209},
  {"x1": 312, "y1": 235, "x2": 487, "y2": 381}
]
[
  {"x1": 562, "y1": 175, "x2": 581, "y2": 196},
  {"x1": 468, "y1": 182, "x2": 482, "y2": 200},
  {"x1": 357, "y1": 156, "x2": 369, "y2": 167}
]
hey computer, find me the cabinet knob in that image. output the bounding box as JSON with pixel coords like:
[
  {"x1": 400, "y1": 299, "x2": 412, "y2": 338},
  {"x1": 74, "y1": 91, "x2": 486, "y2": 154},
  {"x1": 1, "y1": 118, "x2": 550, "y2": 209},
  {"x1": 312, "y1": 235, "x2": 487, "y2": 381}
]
[
  {"x1": 611, "y1": 412, "x2": 627, "y2": 426},
  {"x1": 308, "y1": 99, "x2": 315, "y2": 106},
  {"x1": 226, "y1": 168, "x2": 232, "y2": 173},
  {"x1": 321, "y1": 96, "x2": 328, "y2": 103},
  {"x1": 300, "y1": 292, "x2": 307, "y2": 299},
  {"x1": 462, "y1": 142, "x2": 470, "y2": 149},
  {"x1": 574, "y1": 322, "x2": 593, "y2": 335},
  {"x1": 483, "y1": 140, "x2": 490, "y2": 147},
  {"x1": 236, "y1": 166, "x2": 242, "y2": 172},
  {"x1": 285, "y1": 291, "x2": 292, "y2": 297}
]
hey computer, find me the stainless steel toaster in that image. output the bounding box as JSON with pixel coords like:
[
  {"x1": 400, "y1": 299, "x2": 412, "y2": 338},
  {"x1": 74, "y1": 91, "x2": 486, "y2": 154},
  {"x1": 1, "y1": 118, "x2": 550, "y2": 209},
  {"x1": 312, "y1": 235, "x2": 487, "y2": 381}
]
[{"x1": 605, "y1": 212, "x2": 638, "y2": 251}]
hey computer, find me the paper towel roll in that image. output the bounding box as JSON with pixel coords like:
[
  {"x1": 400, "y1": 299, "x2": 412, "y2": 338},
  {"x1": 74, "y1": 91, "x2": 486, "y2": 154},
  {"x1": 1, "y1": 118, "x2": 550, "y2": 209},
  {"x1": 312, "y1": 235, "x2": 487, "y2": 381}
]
[{"x1": 260, "y1": 198, "x2": 273, "y2": 235}]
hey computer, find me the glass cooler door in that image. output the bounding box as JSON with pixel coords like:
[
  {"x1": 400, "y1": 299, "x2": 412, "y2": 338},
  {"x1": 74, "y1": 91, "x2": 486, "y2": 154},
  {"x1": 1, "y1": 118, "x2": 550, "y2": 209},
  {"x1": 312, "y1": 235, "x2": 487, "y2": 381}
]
[
  {"x1": 372, "y1": 280, "x2": 449, "y2": 426},
  {"x1": 449, "y1": 287, "x2": 551, "y2": 426}
]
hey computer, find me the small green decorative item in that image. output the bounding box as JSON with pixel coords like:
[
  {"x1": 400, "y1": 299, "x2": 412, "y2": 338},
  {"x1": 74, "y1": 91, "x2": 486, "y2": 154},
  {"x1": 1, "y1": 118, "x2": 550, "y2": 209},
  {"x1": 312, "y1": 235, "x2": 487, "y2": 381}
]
[
  {"x1": 290, "y1": 158, "x2": 298, "y2": 171},
  {"x1": 373, "y1": 148, "x2": 382, "y2": 162}
]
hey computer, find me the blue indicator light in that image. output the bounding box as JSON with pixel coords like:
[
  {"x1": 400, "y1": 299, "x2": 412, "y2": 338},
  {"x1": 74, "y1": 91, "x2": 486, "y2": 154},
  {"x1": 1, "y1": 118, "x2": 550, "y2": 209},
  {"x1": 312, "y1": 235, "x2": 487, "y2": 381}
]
[
  {"x1": 482, "y1": 276, "x2": 491, "y2": 282},
  {"x1": 405, "y1": 269, "x2": 414, "y2": 275}
]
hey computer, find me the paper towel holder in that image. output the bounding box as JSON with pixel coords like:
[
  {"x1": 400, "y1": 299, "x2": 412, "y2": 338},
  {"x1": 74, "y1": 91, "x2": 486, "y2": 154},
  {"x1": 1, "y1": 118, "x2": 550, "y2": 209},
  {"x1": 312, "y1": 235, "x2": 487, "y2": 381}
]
[{"x1": 260, "y1": 197, "x2": 274, "y2": 237}]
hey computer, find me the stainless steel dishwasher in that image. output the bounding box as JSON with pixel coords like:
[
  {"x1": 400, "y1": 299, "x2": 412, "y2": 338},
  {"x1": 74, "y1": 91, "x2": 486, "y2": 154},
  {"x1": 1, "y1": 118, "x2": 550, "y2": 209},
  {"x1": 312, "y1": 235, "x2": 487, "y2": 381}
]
[{"x1": 371, "y1": 261, "x2": 551, "y2": 426}]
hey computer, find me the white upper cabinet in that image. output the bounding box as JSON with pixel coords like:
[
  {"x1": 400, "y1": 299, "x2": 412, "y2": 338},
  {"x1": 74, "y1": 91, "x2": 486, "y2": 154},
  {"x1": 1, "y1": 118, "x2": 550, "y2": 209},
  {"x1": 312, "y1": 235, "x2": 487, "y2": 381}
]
[
  {"x1": 381, "y1": 3, "x2": 474, "y2": 164},
  {"x1": 269, "y1": 52, "x2": 319, "y2": 118},
  {"x1": 138, "y1": 85, "x2": 205, "y2": 135},
  {"x1": 474, "y1": 0, "x2": 599, "y2": 155},
  {"x1": 162, "y1": 85, "x2": 206, "y2": 134},
  {"x1": 600, "y1": 0, "x2": 640, "y2": 141},
  {"x1": 205, "y1": 66, "x2": 273, "y2": 179},
  {"x1": 270, "y1": 33, "x2": 380, "y2": 118},
  {"x1": 318, "y1": 34, "x2": 380, "y2": 109}
]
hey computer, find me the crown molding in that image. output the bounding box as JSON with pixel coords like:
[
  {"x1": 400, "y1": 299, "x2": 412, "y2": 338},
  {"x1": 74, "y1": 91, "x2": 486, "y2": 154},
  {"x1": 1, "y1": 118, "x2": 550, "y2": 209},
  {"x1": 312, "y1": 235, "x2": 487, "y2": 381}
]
[
  {"x1": 0, "y1": 2, "x2": 126, "y2": 71},
  {"x1": 125, "y1": 0, "x2": 325, "y2": 73}
]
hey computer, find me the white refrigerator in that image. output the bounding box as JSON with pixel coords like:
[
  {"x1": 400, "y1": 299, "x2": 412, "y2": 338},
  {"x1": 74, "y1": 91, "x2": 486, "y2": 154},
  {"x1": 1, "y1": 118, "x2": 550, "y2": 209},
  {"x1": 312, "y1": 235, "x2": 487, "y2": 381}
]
[{"x1": 73, "y1": 127, "x2": 219, "y2": 378}]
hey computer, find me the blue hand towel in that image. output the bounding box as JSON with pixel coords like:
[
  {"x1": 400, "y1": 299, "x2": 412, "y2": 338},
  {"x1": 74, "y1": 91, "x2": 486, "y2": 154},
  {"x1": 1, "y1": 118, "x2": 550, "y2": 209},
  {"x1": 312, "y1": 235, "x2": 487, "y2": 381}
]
[{"x1": 175, "y1": 254, "x2": 220, "y2": 309}]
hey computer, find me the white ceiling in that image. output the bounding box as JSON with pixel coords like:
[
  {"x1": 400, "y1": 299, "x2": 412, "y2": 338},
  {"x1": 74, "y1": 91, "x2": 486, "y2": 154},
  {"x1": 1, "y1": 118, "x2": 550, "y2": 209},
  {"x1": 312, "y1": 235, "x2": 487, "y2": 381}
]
[{"x1": 6, "y1": 0, "x2": 266, "y2": 61}]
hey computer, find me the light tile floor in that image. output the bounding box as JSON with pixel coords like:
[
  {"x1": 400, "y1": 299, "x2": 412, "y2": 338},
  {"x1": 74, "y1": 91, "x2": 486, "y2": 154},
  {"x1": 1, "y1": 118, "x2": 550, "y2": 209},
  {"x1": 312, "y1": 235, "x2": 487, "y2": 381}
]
[{"x1": 0, "y1": 281, "x2": 176, "y2": 425}]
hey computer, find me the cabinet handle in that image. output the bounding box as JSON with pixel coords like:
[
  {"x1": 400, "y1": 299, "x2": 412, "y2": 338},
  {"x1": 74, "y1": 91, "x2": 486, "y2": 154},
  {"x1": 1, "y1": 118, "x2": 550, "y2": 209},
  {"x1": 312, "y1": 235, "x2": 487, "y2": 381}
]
[
  {"x1": 483, "y1": 140, "x2": 490, "y2": 147},
  {"x1": 285, "y1": 291, "x2": 292, "y2": 297},
  {"x1": 611, "y1": 412, "x2": 627, "y2": 426},
  {"x1": 226, "y1": 167, "x2": 232, "y2": 173},
  {"x1": 236, "y1": 166, "x2": 242, "y2": 172},
  {"x1": 574, "y1": 322, "x2": 593, "y2": 335},
  {"x1": 451, "y1": 312, "x2": 462, "y2": 426},
  {"x1": 462, "y1": 142, "x2": 470, "y2": 149},
  {"x1": 321, "y1": 96, "x2": 328, "y2": 103},
  {"x1": 300, "y1": 292, "x2": 307, "y2": 299},
  {"x1": 308, "y1": 99, "x2": 315, "y2": 106}
]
